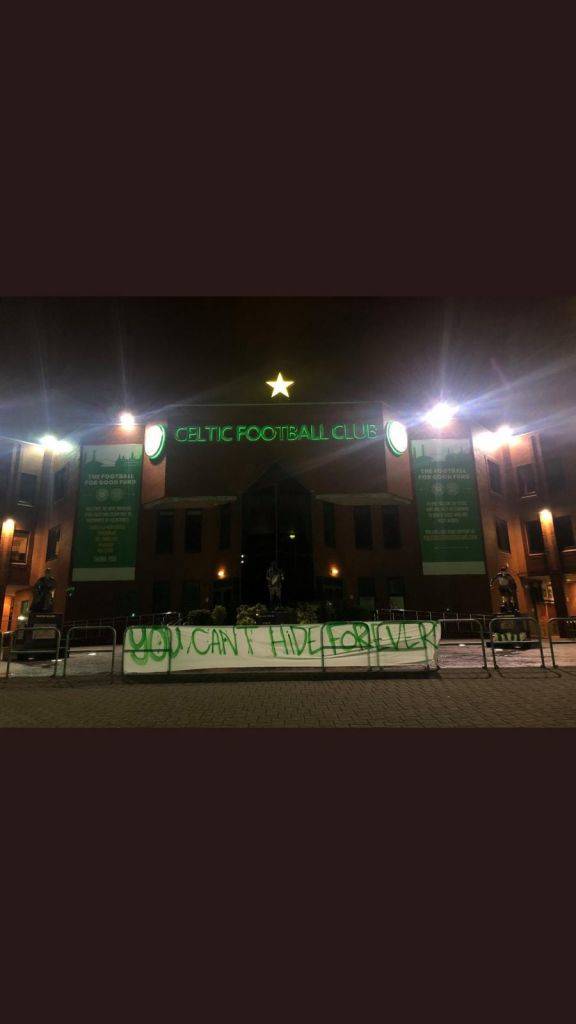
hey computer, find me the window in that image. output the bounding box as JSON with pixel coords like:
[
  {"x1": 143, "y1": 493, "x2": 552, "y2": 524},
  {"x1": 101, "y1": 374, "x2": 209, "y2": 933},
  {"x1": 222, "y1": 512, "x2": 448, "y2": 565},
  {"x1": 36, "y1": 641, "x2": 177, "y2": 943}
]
[
  {"x1": 554, "y1": 515, "x2": 575, "y2": 551},
  {"x1": 213, "y1": 578, "x2": 234, "y2": 608},
  {"x1": 219, "y1": 503, "x2": 231, "y2": 549},
  {"x1": 152, "y1": 581, "x2": 171, "y2": 613},
  {"x1": 487, "y1": 459, "x2": 502, "y2": 494},
  {"x1": 155, "y1": 511, "x2": 174, "y2": 554},
  {"x1": 387, "y1": 576, "x2": 405, "y2": 610},
  {"x1": 10, "y1": 530, "x2": 30, "y2": 564},
  {"x1": 382, "y1": 506, "x2": 401, "y2": 548},
  {"x1": 20, "y1": 599, "x2": 30, "y2": 617},
  {"x1": 354, "y1": 506, "x2": 373, "y2": 549},
  {"x1": 54, "y1": 465, "x2": 69, "y2": 501},
  {"x1": 18, "y1": 472, "x2": 37, "y2": 505},
  {"x1": 517, "y1": 464, "x2": 537, "y2": 497},
  {"x1": 495, "y1": 518, "x2": 511, "y2": 553},
  {"x1": 358, "y1": 576, "x2": 375, "y2": 610},
  {"x1": 46, "y1": 525, "x2": 61, "y2": 561},
  {"x1": 323, "y1": 502, "x2": 336, "y2": 548},
  {"x1": 185, "y1": 510, "x2": 202, "y2": 553},
  {"x1": 546, "y1": 457, "x2": 565, "y2": 492},
  {"x1": 525, "y1": 519, "x2": 544, "y2": 554},
  {"x1": 182, "y1": 581, "x2": 201, "y2": 613}
]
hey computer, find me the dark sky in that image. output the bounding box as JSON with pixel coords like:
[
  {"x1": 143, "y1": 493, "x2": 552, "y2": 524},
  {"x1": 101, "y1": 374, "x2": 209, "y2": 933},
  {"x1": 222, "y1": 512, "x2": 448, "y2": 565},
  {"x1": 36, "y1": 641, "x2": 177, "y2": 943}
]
[{"x1": 1, "y1": 297, "x2": 575, "y2": 442}]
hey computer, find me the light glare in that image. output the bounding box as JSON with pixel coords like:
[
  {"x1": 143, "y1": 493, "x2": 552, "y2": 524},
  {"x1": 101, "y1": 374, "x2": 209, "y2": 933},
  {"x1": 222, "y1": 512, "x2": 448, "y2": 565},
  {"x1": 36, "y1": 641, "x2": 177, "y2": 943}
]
[
  {"x1": 39, "y1": 434, "x2": 59, "y2": 451},
  {"x1": 120, "y1": 412, "x2": 136, "y2": 429},
  {"x1": 424, "y1": 402, "x2": 457, "y2": 429},
  {"x1": 475, "y1": 430, "x2": 499, "y2": 454},
  {"x1": 55, "y1": 439, "x2": 74, "y2": 454}
]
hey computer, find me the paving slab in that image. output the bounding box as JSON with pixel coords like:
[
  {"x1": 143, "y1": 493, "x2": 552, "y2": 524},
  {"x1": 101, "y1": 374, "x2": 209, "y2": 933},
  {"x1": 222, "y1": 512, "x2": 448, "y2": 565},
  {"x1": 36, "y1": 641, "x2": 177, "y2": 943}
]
[{"x1": 2, "y1": 666, "x2": 576, "y2": 728}]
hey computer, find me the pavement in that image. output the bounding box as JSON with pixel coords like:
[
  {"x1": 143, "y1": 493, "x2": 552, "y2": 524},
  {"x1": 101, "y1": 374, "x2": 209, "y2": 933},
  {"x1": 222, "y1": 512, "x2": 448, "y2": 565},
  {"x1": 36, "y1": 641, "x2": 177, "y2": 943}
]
[{"x1": 1, "y1": 641, "x2": 576, "y2": 727}]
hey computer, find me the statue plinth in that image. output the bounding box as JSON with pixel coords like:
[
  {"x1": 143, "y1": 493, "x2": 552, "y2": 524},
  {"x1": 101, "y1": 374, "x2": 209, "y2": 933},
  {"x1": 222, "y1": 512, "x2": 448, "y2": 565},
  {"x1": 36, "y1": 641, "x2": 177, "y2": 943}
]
[{"x1": 12, "y1": 613, "x2": 63, "y2": 661}]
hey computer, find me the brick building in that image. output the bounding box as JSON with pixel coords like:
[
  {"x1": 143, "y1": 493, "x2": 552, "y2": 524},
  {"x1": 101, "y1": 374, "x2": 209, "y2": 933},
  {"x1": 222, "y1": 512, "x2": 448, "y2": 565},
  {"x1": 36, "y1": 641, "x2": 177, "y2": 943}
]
[{"x1": 1, "y1": 397, "x2": 576, "y2": 630}]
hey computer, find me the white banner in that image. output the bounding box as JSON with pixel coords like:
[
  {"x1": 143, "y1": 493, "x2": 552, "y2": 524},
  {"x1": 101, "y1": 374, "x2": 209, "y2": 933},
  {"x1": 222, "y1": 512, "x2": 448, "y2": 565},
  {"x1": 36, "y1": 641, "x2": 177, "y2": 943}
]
[{"x1": 122, "y1": 621, "x2": 440, "y2": 674}]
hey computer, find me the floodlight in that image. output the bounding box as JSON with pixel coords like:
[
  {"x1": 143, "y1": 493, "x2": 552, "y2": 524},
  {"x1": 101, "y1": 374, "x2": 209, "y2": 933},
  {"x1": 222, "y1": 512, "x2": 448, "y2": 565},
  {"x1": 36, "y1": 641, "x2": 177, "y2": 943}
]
[
  {"x1": 39, "y1": 434, "x2": 59, "y2": 451},
  {"x1": 424, "y1": 402, "x2": 457, "y2": 429},
  {"x1": 120, "y1": 411, "x2": 136, "y2": 429}
]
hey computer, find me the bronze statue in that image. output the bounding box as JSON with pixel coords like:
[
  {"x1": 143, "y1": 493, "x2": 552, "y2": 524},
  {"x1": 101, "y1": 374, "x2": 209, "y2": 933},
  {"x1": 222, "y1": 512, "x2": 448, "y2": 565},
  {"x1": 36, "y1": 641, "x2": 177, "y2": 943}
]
[
  {"x1": 30, "y1": 567, "x2": 56, "y2": 613},
  {"x1": 490, "y1": 564, "x2": 519, "y2": 614},
  {"x1": 266, "y1": 561, "x2": 284, "y2": 606}
]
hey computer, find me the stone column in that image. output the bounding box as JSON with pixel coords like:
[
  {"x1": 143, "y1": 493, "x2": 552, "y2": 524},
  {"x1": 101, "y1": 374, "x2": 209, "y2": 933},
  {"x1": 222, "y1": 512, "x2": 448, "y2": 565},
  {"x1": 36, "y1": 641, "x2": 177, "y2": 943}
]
[{"x1": 539, "y1": 508, "x2": 569, "y2": 621}]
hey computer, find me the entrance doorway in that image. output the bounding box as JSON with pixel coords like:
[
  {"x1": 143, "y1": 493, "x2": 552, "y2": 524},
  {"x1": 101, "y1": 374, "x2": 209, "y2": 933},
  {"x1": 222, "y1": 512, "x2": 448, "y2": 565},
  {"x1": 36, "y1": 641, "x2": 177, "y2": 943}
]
[
  {"x1": 1, "y1": 594, "x2": 14, "y2": 633},
  {"x1": 525, "y1": 577, "x2": 554, "y2": 628},
  {"x1": 241, "y1": 465, "x2": 314, "y2": 605}
]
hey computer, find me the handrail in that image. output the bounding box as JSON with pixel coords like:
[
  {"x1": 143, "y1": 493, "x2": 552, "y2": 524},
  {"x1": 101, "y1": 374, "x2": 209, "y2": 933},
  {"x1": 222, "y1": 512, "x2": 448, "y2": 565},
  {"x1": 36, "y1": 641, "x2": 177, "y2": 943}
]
[
  {"x1": 63, "y1": 626, "x2": 117, "y2": 678},
  {"x1": 546, "y1": 616, "x2": 576, "y2": 669},
  {"x1": 488, "y1": 615, "x2": 546, "y2": 670},
  {"x1": 62, "y1": 611, "x2": 182, "y2": 640}
]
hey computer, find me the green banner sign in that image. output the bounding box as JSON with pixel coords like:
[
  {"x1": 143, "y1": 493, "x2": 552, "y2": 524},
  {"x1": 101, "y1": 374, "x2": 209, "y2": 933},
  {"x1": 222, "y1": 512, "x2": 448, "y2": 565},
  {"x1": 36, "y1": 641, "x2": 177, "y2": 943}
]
[
  {"x1": 411, "y1": 437, "x2": 485, "y2": 575},
  {"x1": 72, "y1": 444, "x2": 143, "y2": 581}
]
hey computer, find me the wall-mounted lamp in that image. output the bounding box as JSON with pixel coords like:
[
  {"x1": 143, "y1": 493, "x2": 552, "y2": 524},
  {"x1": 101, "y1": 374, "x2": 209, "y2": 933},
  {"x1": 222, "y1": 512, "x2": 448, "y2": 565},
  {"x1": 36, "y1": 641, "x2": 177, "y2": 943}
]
[{"x1": 329, "y1": 565, "x2": 340, "y2": 577}]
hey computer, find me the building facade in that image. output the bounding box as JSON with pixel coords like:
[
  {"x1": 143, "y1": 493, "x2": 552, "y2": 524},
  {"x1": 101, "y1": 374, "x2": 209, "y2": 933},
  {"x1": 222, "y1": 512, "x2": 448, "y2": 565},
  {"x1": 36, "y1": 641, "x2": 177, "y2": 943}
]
[{"x1": 2, "y1": 398, "x2": 576, "y2": 630}]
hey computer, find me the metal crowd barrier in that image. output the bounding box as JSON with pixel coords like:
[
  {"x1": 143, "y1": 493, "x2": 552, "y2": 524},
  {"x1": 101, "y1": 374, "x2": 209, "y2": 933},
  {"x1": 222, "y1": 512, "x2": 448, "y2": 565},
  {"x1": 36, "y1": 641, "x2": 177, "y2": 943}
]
[
  {"x1": 374, "y1": 620, "x2": 439, "y2": 671},
  {"x1": 319, "y1": 620, "x2": 437, "y2": 672},
  {"x1": 546, "y1": 617, "x2": 576, "y2": 669},
  {"x1": 319, "y1": 621, "x2": 372, "y2": 672},
  {"x1": 122, "y1": 621, "x2": 435, "y2": 676},
  {"x1": 63, "y1": 625, "x2": 117, "y2": 678},
  {"x1": 4, "y1": 628, "x2": 62, "y2": 678},
  {"x1": 121, "y1": 625, "x2": 175, "y2": 677},
  {"x1": 488, "y1": 616, "x2": 546, "y2": 670},
  {"x1": 437, "y1": 617, "x2": 488, "y2": 670}
]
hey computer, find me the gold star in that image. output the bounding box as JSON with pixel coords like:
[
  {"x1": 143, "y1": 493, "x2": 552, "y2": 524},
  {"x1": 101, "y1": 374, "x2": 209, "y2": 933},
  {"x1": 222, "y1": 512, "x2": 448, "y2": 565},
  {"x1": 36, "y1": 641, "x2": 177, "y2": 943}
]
[{"x1": 266, "y1": 372, "x2": 294, "y2": 398}]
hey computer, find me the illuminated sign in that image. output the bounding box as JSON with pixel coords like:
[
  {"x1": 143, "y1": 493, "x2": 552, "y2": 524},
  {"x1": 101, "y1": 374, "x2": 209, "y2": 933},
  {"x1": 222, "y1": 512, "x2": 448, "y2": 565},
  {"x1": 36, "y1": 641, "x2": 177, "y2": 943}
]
[
  {"x1": 174, "y1": 423, "x2": 382, "y2": 443},
  {"x1": 145, "y1": 423, "x2": 166, "y2": 461},
  {"x1": 385, "y1": 420, "x2": 408, "y2": 456},
  {"x1": 266, "y1": 372, "x2": 294, "y2": 398}
]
